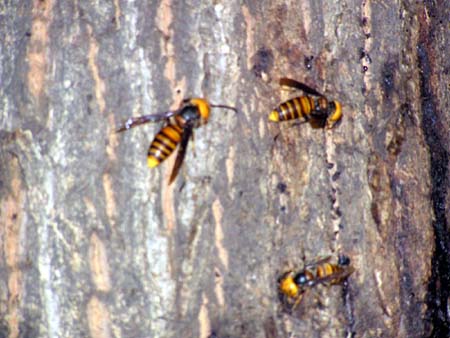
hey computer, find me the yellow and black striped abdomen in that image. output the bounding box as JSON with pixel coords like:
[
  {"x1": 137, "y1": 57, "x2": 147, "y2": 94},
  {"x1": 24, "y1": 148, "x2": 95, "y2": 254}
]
[
  {"x1": 147, "y1": 124, "x2": 183, "y2": 168},
  {"x1": 316, "y1": 262, "x2": 338, "y2": 278},
  {"x1": 315, "y1": 262, "x2": 345, "y2": 285},
  {"x1": 269, "y1": 96, "x2": 315, "y2": 122}
]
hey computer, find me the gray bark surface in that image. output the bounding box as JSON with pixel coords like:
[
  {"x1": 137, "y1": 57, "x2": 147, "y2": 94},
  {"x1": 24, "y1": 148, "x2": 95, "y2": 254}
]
[{"x1": 0, "y1": 1, "x2": 448, "y2": 338}]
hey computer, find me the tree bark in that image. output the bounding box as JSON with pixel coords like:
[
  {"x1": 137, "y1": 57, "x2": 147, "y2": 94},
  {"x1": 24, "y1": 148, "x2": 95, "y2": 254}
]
[{"x1": 0, "y1": 1, "x2": 448, "y2": 338}]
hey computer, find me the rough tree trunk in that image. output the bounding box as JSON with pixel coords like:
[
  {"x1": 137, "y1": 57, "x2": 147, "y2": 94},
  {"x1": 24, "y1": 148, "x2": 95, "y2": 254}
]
[{"x1": 0, "y1": 1, "x2": 448, "y2": 338}]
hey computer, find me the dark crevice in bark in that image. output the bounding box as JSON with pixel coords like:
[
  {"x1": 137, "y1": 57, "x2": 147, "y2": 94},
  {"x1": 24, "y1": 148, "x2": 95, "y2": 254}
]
[{"x1": 417, "y1": 24, "x2": 450, "y2": 338}]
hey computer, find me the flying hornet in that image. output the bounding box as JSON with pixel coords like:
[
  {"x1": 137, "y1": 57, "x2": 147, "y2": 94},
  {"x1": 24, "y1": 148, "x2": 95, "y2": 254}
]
[
  {"x1": 278, "y1": 255, "x2": 354, "y2": 312},
  {"x1": 116, "y1": 98, "x2": 237, "y2": 184},
  {"x1": 269, "y1": 78, "x2": 342, "y2": 129}
]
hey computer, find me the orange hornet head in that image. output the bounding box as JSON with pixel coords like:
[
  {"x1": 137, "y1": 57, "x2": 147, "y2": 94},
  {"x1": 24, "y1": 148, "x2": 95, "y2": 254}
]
[
  {"x1": 189, "y1": 98, "x2": 210, "y2": 124},
  {"x1": 279, "y1": 273, "x2": 300, "y2": 298},
  {"x1": 326, "y1": 100, "x2": 342, "y2": 129},
  {"x1": 268, "y1": 109, "x2": 280, "y2": 122}
]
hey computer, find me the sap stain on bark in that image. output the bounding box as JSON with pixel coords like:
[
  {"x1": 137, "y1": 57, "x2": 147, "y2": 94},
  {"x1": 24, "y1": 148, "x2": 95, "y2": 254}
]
[
  {"x1": 251, "y1": 47, "x2": 274, "y2": 78},
  {"x1": 304, "y1": 55, "x2": 314, "y2": 70},
  {"x1": 385, "y1": 104, "x2": 408, "y2": 156},
  {"x1": 381, "y1": 60, "x2": 398, "y2": 99},
  {"x1": 367, "y1": 153, "x2": 393, "y2": 236}
]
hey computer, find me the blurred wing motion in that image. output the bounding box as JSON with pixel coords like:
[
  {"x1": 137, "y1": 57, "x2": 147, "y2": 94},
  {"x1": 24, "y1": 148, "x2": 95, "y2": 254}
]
[{"x1": 115, "y1": 111, "x2": 178, "y2": 133}]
